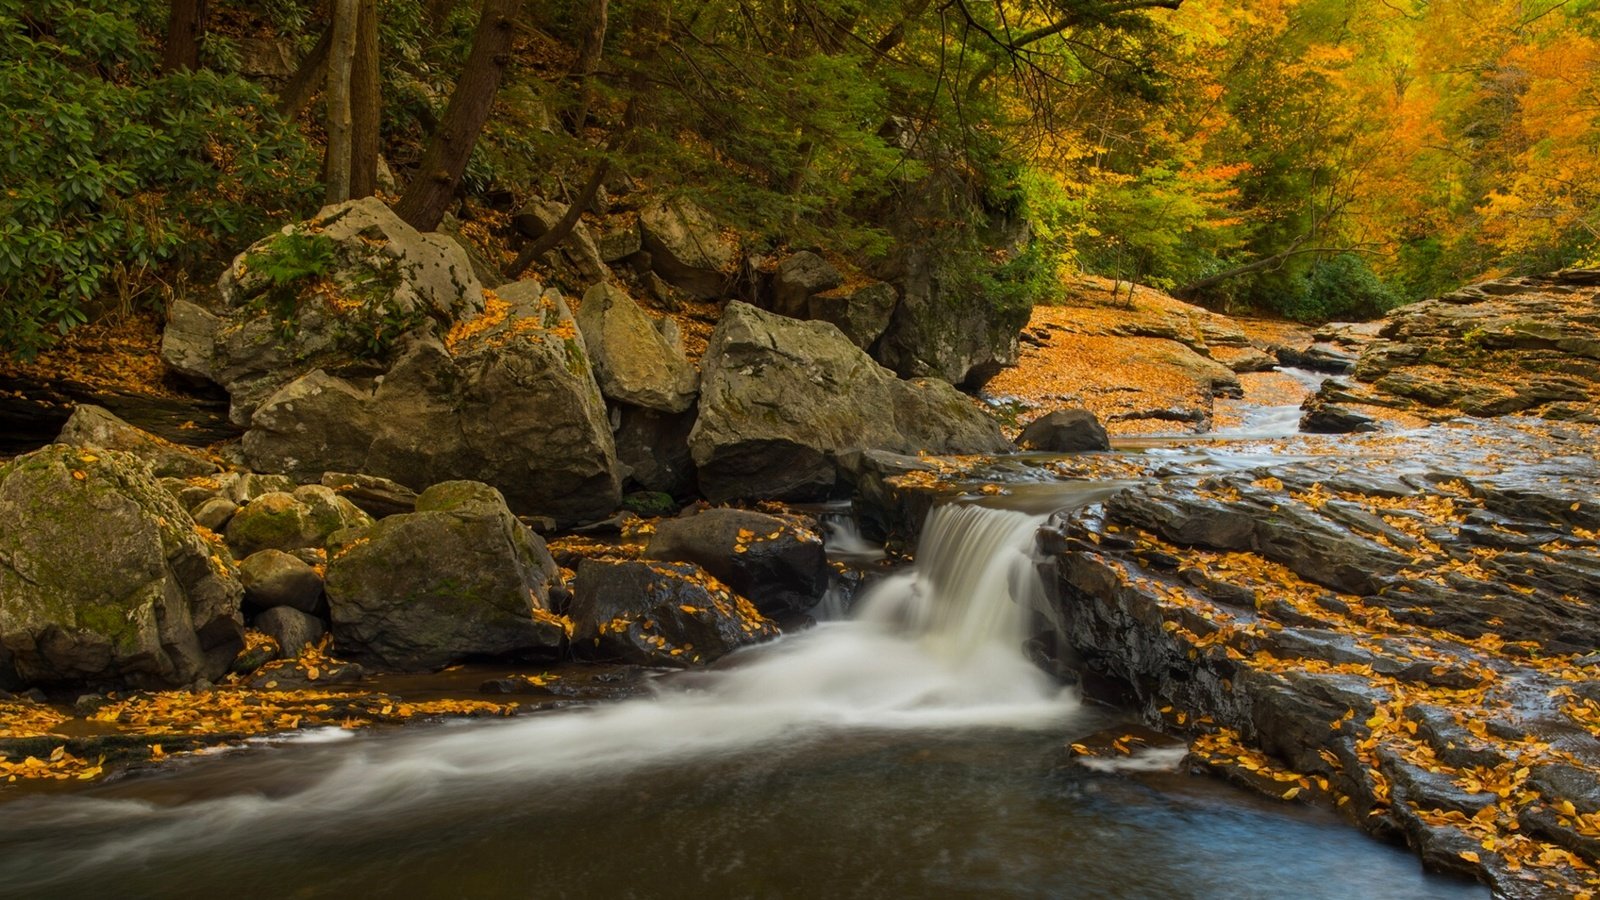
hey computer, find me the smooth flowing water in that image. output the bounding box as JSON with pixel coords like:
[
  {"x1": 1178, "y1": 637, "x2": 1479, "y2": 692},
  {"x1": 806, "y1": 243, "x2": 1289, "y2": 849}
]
[{"x1": 0, "y1": 501, "x2": 1482, "y2": 899}]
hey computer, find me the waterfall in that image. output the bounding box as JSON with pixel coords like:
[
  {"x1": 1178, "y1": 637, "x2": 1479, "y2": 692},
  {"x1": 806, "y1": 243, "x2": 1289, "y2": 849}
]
[{"x1": 857, "y1": 503, "x2": 1048, "y2": 659}]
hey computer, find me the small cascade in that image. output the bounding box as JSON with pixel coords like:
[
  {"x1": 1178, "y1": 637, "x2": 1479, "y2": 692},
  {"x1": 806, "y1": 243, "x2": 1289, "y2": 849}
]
[
  {"x1": 857, "y1": 503, "x2": 1049, "y2": 661},
  {"x1": 820, "y1": 511, "x2": 885, "y2": 561}
]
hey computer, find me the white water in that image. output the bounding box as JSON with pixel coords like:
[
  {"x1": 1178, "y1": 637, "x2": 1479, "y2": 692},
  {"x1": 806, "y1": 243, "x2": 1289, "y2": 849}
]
[
  {"x1": 2, "y1": 502, "x2": 1074, "y2": 872},
  {"x1": 820, "y1": 512, "x2": 886, "y2": 561}
]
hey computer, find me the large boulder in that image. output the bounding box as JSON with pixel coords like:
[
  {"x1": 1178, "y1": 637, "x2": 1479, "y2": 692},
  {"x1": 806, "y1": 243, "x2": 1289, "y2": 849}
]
[
  {"x1": 570, "y1": 559, "x2": 778, "y2": 667},
  {"x1": 0, "y1": 445, "x2": 244, "y2": 688},
  {"x1": 690, "y1": 302, "x2": 1011, "y2": 501},
  {"x1": 1016, "y1": 409, "x2": 1111, "y2": 452},
  {"x1": 1330, "y1": 270, "x2": 1600, "y2": 423},
  {"x1": 771, "y1": 250, "x2": 843, "y2": 318},
  {"x1": 638, "y1": 200, "x2": 739, "y2": 299},
  {"x1": 574, "y1": 283, "x2": 697, "y2": 413},
  {"x1": 161, "y1": 198, "x2": 485, "y2": 424},
  {"x1": 645, "y1": 508, "x2": 828, "y2": 618},
  {"x1": 324, "y1": 481, "x2": 568, "y2": 671},
  {"x1": 241, "y1": 283, "x2": 622, "y2": 525},
  {"x1": 56, "y1": 405, "x2": 221, "y2": 478},
  {"x1": 807, "y1": 282, "x2": 898, "y2": 350}
]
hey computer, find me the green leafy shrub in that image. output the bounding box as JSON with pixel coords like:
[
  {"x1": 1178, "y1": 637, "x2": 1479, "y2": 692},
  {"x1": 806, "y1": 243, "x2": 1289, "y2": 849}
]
[
  {"x1": 0, "y1": 0, "x2": 318, "y2": 357},
  {"x1": 1290, "y1": 253, "x2": 1401, "y2": 322}
]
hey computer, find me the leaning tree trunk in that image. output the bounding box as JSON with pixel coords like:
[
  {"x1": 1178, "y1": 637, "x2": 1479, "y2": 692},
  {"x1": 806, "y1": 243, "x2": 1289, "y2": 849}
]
[
  {"x1": 163, "y1": 0, "x2": 208, "y2": 72},
  {"x1": 394, "y1": 0, "x2": 522, "y2": 232},
  {"x1": 276, "y1": 24, "x2": 332, "y2": 117},
  {"x1": 348, "y1": 0, "x2": 381, "y2": 199},
  {"x1": 323, "y1": 0, "x2": 360, "y2": 204}
]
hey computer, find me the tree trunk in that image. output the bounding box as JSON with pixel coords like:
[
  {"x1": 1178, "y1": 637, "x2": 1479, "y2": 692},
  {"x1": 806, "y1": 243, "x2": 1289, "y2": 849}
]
[
  {"x1": 163, "y1": 0, "x2": 207, "y2": 72},
  {"x1": 324, "y1": 0, "x2": 359, "y2": 205},
  {"x1": 349, "y1": 0, "x2": 381, "y2": 199},
  {"x1": 394, "y1": 0, "x2": 522, "y2": 232},
  {"x1": 277, "y1": 24, "x2": 332, "y2": 118},
  {"x1": 568, "y1": 0, "x2": 608, "y2": 133}
]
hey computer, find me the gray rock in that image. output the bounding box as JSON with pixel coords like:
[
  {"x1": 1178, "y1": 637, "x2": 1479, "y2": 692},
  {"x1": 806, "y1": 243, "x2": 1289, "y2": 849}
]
[
  {"x1": 0, "y1": 445, "x2": 244, "y2": 688},
  {"x1": 593, "y1": 218, "x2": 642, "y2": 263},
  {"x1": 646, "y1": 508, "x2": 827, "y2": 618},
  {"x1": 808, "y1": 281, "x2": 897, "y2": 349},
  {"x1": 320, "y1": 472, "x2": 417, "y2": 518},
  {"x1": 1017, "y1": 409, "x2": 1111, "y2": 452},
  {"x1": 253, "y1": 606, "x2": 326, "y2": 657},
  {"x1": 689, "y1": 303, "x2": 1010, "y2": 502},
  {"x1": 575, "y1": 283, "x2": 698, "y2": 413},
  {"x1": 871, "y1": 244, "x2": 1030, "y2": 388},
  {"x1": 57, "y1": 405, "x2": 221, "y2": 479},
  {"x1": 324, "y1": 481, "x2": 567, "y2": 670},
  {"x1": 239, "y1": 549, "x2": 325, "y2": 614},
  {"x1": 225, "y1": 488, "x2": 373, "y2": 557},
  {"x1": 215, "y1": 471, "x2": 296, "y2": 505},
  {"x1": 192, "y1": 496, "x2": 239, "y2": 532},
  {"x1": 772, "y1": 251, "x2": 843, "y2": 317},
  {"x1": 570, "y1": 559, "x2": 778, "y2": 667},
  {"x1": 614, "y1": 405, "x2": 698, "y2": 498},
  {"x1": 638, "y1": 200, "x2": 738, "y2": 299},
  {"x1": 162, "y1": 197, "x2": 484, "y2": 424},
  {"x1": 515, "y1": 199, "x2": 608, "y2": 282},
  {"x1": 242, "y1": 287, "x2": 621, "y2": 525}
]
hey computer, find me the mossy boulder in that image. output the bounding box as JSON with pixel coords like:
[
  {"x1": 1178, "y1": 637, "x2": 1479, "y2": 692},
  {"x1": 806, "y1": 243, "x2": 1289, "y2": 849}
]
[
  {"x1": 570, "y1": 559, "x2": 779, "y2": 667},
  {"x1": 161, "y1": 197, "x2": 486, "y2": 425},
  {"x1": 324, "y1": 481, "x2": 567, "y2": 670},
  {"x1": 225, "y1": 486, "x2": 373, "y2": 557},
  {"x1": 241, "y1": 285, "x2": 622, "y2": 525},
  {"x1": 0, "y1": 445, "x2": 244, "y2": 688}
]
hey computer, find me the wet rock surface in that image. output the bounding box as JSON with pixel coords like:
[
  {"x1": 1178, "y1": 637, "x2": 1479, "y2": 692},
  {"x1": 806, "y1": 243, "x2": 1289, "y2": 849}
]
[
  {"x1": 1308, "y1": 269, "x2": 1600, "y2": 428},
  {"x1": 1044, "y1": 418, "x2": 1600, "y2": 896},
  {"x1": 569, "y1": 558, "x2": 779, "y2": 667},
  {"x1": 645, "y1": 507, "x2": 828, "y2": 619}
]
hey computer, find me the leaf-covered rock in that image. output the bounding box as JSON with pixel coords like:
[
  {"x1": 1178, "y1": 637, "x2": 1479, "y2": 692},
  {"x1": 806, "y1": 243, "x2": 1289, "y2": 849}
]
[
  {"x1": 241, "y1": 283, "x2": 621, "y2": 525},
  {"x1": 0, "y1": 445, "x2": 243, "y2": 689},
  {"x1": 161, "y1": 198, "x2": 485, "y2": 424},
  {"x1": 645, "y1": 508, "x2": 828, "y2": 618},
  {"x1": 570, "y1": 559, "x2": 778, "y2": 667},
  {"x1": 56, "y1": 405, "x2": 221, "y2": 479}
]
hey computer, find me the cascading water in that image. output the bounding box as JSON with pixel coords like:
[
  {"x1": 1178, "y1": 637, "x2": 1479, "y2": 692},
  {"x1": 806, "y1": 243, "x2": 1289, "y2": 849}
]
[
  {"x1": 0, "y1": 498, "x2": 1484, "y2": 899},
  {"x1": 0, "y1": 501, "x2": 1073, "y2": 888}
]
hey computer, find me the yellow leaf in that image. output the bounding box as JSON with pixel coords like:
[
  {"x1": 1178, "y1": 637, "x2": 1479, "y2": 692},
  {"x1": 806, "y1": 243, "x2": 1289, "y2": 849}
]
[
  {"x1": 1282, "y1": 787, "x2": 1301, "y2": 800},
  {"x1": 1458, "y1": 851, "x2": 1480, "y2": 863},
  {"x1": 305, "y1": 665, "x2": 320, "y2": 681}
]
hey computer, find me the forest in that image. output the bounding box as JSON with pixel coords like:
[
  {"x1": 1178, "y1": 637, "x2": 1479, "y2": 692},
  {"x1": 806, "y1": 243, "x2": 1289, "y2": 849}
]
[{"x1": 3, "y1": 0, "x2": 1597, "y2": 359}]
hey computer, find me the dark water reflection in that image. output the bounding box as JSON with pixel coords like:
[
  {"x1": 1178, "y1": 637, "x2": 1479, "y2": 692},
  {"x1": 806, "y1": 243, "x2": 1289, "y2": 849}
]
[{"x1": 0, "y1": 721, "x2": 1481, "y2": 900}]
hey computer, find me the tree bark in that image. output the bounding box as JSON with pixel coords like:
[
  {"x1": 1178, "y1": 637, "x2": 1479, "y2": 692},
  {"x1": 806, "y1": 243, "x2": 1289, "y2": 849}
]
[
  {"x1": 324, "y1": 0, "x2": 359, "y2": 205},
  {"x1": 163, "y1": 0, "x2": 208, "y2": 72},
  {"x1": 568, "y1": 0, "x2": 608, "y2": 134},
  {"x1": 394, "y1": 0, "x2": 522, "y2": 232},
  {"x1": 277, "y1": 24, "x2": 332, "y2": 118},
  {"x1": 349, "y1": 0, "x2": 381, "y2": 199}
]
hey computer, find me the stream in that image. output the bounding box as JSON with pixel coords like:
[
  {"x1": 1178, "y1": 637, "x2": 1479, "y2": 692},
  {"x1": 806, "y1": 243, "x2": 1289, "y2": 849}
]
[{"x1": 0, "y1": 401, "x2": 1487, "y2": 898}]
